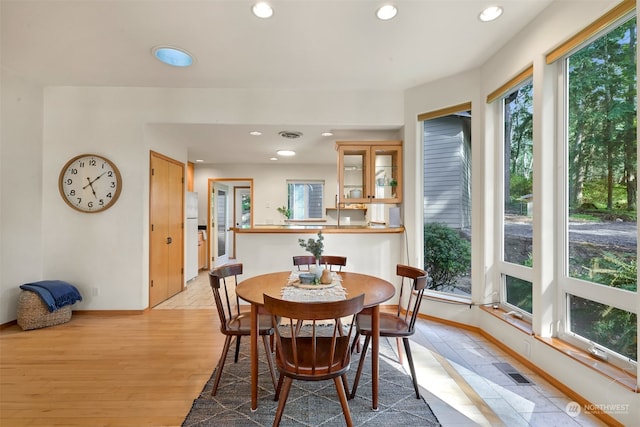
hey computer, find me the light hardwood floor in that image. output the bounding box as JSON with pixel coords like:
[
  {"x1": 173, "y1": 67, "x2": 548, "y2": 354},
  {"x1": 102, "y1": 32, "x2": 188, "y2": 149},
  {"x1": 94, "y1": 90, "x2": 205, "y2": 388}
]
[
  {"x1": 0, "y1": 309, "x2": 221, "y2": 427},
  {"x1": 1, "y1": 271, "x2": 608, "y2": 427}
]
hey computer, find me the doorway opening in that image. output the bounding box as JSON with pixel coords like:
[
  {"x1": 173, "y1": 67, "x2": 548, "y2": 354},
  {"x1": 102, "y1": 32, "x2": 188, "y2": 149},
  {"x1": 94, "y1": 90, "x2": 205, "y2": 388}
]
[{"x1": 207, "y1": 178, "x2": 253, "y2": 267}]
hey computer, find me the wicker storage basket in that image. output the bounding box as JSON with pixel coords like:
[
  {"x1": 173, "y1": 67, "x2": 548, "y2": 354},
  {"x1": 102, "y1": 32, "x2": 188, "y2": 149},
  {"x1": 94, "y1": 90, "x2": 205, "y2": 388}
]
[{"x1": 17, "y1": 290, "x2": 72, "y2": 330}]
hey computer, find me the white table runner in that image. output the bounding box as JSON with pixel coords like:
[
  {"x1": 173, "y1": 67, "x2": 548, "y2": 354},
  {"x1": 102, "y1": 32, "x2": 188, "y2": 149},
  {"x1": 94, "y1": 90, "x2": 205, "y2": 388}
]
[{"x1": 281, "y1": 271, "x2": 347, "y2": 302}]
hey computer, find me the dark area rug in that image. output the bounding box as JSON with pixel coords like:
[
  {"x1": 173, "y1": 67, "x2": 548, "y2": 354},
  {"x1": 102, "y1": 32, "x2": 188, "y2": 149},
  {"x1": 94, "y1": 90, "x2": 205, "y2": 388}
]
[{"x1": 183, "y1": 337, "x2": 440, "y2": 426}]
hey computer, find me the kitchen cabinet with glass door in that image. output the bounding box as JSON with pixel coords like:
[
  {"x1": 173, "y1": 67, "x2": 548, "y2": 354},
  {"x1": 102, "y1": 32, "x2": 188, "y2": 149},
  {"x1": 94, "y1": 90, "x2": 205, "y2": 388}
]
[{"x1": 336, "y1": 141, "x2": 402, "y2": 204}]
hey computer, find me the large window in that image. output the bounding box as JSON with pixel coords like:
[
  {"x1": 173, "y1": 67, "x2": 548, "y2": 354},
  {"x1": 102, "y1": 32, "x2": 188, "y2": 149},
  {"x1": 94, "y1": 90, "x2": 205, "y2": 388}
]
[
  {"x1": 562, "y1": 14, "x2": 637, "y2": 364},
  {"x1": 287, "y1": 180, "x2": 324, "y2": 220},
  {"x1": 422, "y1": 109, "x2": 472, "y2": 297},
  {"x1": 503, "y1": 81, "x2": 533, "y2": 266},
  {"x1": 502, "y1": 81, "x2": 534, "y2": 314}
]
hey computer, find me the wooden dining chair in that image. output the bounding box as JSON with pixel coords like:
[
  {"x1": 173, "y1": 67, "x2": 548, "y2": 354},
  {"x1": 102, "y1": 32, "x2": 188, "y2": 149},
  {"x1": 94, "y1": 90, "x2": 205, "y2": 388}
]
[
  {"x1": 292, "y1": 255, "x2": 316, "y2": 270},
  {"x1": 319, "y1": 255, "x2": 347, "y2": 272},
  {"x1": 264, "y1": 293, "x2": 365, "y2": 427},
  {"x1": 349, "y1": 264, "x2": 427, "y2": 400},
  {"x1": 208, "y1": 263, "x2": 277, "y2": 396}
]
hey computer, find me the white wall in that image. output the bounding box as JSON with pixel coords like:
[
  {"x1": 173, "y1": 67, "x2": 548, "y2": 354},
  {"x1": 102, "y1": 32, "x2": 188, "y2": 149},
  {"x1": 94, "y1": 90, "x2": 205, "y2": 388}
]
[
  {"x1": 0, "y1": 87, "x2": 402, "y2": 316},
  {"x1": 1, "y1": 69, "x2": 44, "y2": 321}
]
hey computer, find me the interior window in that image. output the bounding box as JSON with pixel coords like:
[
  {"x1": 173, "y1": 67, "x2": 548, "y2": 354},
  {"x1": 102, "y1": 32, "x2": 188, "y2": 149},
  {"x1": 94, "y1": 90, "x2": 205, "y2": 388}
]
[{"x1": 287, "y1": 181, "x2": 324, "y2": 220}]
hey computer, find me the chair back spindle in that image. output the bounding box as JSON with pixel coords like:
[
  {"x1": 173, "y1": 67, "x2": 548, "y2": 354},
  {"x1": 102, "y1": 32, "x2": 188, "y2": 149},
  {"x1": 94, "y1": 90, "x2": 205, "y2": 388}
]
[
  {"x1": 264, "y1": 293, "x2": 364, "y2": 427},
  {"x1": 209, "y1": 263, "x2": 243, "y2": 332}
]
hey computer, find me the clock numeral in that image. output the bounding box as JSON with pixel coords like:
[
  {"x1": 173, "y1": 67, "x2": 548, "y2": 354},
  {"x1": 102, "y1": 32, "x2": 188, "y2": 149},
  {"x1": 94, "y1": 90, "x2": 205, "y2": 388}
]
[
  {"x1": 79, "y1": 161, "x2": 85, "y2": 168},
  {"x1": 69, "y1": 189, "x2": 76, "y2": 196},
  {"x1": 65, "y1": 178, "x2": 73, "y2": 185},
  {"x1": 109, "y1": 182, "x2": 115, "y2": 188},
  {"x1": 88, "y1": 201, "x2": 94, "y2": 208},
  {"x1": 70, "y1": 168, "x2": 78, "y2": 175},
  {"x1": 106, "y1": 192, "x2": 113, "y2": 199},
  {"x1": 76, "y1": 197, "x2": 82, "y2": 205},
  {"x1": 89, "y1": 159, "x2": 97, "y2": 166},
  {"x1": 107, "y1": 171, "x2": 113, "y2": 177},
  {"x1": 99, "y1": 199, "x2": 104, "y2": 206}
]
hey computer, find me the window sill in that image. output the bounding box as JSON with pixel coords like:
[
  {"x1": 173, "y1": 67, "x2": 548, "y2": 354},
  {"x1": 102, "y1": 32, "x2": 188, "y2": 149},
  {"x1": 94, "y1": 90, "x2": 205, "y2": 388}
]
[
  {"x1": 480, "y1": 305, "x2": 533, "y2": 335},
  {"x1": 422, "y1": 290, "x2": 473, "y2": 306},
  {"x1": 480, "y1": 306, "x2": 637, "y2": 393},
  {"x1": 536, "y1": 336, "x2": 638, "y2": 393}
]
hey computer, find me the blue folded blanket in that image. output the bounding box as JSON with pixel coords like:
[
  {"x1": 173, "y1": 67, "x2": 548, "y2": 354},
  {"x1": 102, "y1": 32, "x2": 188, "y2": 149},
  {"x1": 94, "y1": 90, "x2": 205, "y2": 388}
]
[{"x1": 20, "y1": 280, "x2": 83, "y2": 312}]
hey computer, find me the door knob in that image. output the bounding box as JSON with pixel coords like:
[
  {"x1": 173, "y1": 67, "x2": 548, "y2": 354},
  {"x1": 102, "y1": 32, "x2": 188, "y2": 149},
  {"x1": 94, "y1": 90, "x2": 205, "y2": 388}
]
[{"x1": 167, "y1": 237, "x2": 172, "y2": 244}]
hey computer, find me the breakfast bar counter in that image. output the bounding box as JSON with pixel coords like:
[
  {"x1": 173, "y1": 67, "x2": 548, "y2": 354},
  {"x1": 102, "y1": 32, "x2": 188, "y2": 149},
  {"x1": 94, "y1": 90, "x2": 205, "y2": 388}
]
[
  {"x1": 234, "y1": 224, "x2": 404, "y2": 234},
  {"x1": 234, "y1": 226, "x2": 405, "y2": 301}
]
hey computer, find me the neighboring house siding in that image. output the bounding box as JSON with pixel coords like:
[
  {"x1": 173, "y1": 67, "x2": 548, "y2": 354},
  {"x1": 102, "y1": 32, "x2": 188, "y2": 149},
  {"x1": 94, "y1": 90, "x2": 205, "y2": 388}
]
[{"x1": 423, "y1": 115, "x2": 472, "y2": 229}]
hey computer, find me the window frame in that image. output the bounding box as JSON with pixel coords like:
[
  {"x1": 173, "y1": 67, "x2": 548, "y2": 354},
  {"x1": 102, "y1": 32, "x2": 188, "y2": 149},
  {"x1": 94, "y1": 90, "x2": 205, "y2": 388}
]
[
  {"x1": 498, "y1": 78, "x2": 535, "y2": 318},
  {"x1": 286, "y1": 180, "x2": 325, "y2": 221},
  {"x1": 555, "y1": 13, "x2": 638, "y2": 370}
]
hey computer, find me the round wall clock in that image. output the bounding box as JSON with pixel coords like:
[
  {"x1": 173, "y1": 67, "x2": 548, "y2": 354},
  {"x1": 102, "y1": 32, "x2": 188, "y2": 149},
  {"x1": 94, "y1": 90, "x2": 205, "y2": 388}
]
[{"x1": 58, "y1": 154, "x2": 122, "y2": 213}]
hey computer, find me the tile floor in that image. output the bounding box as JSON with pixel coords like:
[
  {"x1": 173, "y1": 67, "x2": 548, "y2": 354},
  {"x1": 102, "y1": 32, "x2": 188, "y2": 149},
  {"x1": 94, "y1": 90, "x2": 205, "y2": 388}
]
[{"x1": 156, "y1": 271, "x2": 608, "y2": 427}]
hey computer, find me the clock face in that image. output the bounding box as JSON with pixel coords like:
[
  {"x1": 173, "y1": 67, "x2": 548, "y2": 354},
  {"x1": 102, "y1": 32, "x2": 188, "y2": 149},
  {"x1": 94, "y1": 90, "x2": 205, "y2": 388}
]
[{"x1": 58, "y1": 154, "x2": 122, "y2": 213}]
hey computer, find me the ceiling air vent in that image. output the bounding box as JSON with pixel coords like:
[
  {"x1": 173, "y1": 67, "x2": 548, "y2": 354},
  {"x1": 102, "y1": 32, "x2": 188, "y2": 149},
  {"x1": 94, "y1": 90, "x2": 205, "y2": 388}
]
[{"x1": 278, "y1": 131, "x2": 303, "y2": 139}]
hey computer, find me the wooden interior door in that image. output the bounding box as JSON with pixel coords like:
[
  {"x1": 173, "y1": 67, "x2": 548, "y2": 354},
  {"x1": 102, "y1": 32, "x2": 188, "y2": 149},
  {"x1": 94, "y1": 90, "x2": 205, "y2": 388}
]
[{"x1": 149, "y1": 151, "x2": 184, "y2": 307}]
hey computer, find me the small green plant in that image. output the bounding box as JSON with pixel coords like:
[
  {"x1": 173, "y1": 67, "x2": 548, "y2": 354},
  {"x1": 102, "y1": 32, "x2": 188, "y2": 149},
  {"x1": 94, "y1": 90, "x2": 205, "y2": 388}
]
[
  {"x1": 277, "y1": 205, "x2": 291, "y2": 219},
  {"x1": 389, "y1": 178, "x2": 397, "y2": 187},
  {"x1": 424, "y1": 223, "x2": 471, "y2": 290},
  {"x1": 298, "y1": 231, "x2": 324, "y2": 259}
]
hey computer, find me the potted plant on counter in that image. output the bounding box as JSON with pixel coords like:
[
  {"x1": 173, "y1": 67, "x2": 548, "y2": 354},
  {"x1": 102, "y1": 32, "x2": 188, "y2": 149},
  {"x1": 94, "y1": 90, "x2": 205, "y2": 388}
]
[{"x1": 277, "y1": 205, "x2": 291, "y2": 222}]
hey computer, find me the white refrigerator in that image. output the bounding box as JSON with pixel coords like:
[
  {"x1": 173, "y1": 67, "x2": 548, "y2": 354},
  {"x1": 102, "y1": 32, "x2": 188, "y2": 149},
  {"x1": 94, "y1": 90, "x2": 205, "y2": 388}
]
[{"x1": 186, "y1": 192, "x2": 199, "y2": 281}]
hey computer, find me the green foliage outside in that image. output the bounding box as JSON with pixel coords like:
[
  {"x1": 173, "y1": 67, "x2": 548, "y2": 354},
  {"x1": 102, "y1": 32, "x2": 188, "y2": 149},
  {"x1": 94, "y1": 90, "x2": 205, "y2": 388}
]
[
  {"x1": 570, "y1": 294, "x2": 637, "y2": 362},
  {"x1": 509, "y1": 175, "x2": 532, "y2": 201},
  {"x1": 501, "y1": 17, "x2": 637, "y2": 362},
  {"x1": 424, "y1": 223, "x2": 471, "y2": 291},
  {"x1": 505, "y1": 253, "x2": 533, "y2": 313}
]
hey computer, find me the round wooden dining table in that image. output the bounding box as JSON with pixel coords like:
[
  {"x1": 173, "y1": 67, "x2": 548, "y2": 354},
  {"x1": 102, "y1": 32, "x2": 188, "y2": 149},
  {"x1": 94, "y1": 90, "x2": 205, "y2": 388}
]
[{"x1": 236, "y1": 271, "x2": 396, "y2": 411}]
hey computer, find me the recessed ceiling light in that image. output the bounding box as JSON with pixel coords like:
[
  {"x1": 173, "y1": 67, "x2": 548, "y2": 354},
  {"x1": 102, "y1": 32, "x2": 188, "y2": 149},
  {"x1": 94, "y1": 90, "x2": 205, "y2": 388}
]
[
  {"x1": 270, "y1": 157, "x2": 278, "y2": 161},
  {"x1": 195, "y1": 159, "x2": 204, "y2": 163},
  {"x1": 321, "y1": 132, "x2": 334, "y2": 137},
  {"x1": 376, "y1": 4, "x2": 397, "y2": 21},
  {"x1": 479, "y1": 5, "x2": 503, "y2": 22},
  {"x1": 249, "y1": 131, "x2": 262, "y2": 136},
  {"x1": 151, "y1": 46, "x2": 194, "y2": 67},
  {"x1": 252, "y1": 2, "x2": 274, "y2": 18},
  {"x1": 277, "y1": 150, "x2": 296, "y2": 157}
]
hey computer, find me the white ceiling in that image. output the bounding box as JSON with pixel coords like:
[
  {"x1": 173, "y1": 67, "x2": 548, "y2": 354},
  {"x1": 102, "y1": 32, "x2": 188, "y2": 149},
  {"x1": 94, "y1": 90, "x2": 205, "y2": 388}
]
[{"x1": 1, "y1": 0, "x2": 553, "y2": 164}]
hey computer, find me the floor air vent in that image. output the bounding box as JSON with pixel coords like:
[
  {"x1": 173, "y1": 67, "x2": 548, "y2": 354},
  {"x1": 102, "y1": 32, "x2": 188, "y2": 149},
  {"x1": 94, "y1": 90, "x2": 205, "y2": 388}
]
[{"x1": 493, "y1": 362, "x2": 533, "y2": 385}]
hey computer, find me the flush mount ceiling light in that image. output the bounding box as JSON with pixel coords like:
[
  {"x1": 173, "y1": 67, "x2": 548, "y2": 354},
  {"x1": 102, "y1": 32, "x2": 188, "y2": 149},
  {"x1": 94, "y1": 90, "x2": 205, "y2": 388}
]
[
  {"x1": 321, "y1": 132, "x2": 334, "y2": 137},
  {"x1": 151, "y1": 46, "x2": 194, "y2": 67},
  {"x1": 479, "y1": 5, "x2": 503, "y2": 22},
  {"x1": 249, "y1": 131, "x2": 262, "y2": 136},
  {"x1": 276, "y1": 150, "x2": 296, "y2": 156},
  {"x1": 376, "y1": 4, "x2": 397, "y2": 21},
  {"x1": 252, "y1": 2, "x2": 274, "y2": 18}
]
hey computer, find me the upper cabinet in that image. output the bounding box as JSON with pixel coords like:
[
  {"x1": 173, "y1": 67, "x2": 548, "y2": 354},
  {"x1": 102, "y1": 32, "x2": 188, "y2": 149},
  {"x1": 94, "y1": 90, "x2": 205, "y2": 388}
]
[{"x1": 336, "y1": 141, "x2": 402, "y2": 204}]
